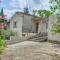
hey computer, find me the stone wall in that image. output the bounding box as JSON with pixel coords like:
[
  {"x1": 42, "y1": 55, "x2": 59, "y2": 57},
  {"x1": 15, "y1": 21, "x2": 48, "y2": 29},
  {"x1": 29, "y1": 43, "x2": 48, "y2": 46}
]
[
  {"x1": 10, "y1": 12, "x2": 37, "y2": 34},
  {"x1": 48, "y1": 14, "x2": 60, "y2": 42},
  {"x1": 22, "y1": 15, "x2": 36, "y2": 33},
  {"x1": 10, "y1": 13, "x2": 23, "y2": 33},
  {"x1": 6, "y1": 33, "x2": 36, "y2": 45},
  {"x1": 5, "y1": 36, "x2": 26, "y2": 45}
]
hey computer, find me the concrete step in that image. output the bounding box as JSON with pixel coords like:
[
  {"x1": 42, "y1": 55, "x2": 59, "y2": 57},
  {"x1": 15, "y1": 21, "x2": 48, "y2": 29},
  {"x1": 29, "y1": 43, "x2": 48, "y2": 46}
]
[
  {"x1": 29, "y1": 38, "x2": 47, "y2": 42},
  {"x1": 27, "y1": 32, "x2": 48, "y2": 42},
  {"x1": 29, "y1": 37, "x2": 47, "y2": 42},
  {"x1": 28, "y1": 32, "x2": 48, "y2": 40},
  {"x1": 30, "y1": 36, "x2": 47, "y2": 40}
]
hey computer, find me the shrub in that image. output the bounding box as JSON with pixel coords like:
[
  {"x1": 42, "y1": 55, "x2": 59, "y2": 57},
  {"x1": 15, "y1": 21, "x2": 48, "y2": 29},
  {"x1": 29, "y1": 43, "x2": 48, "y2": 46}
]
[
  {"x1": 3, "y1": 29, "x2": 17, "y2": 36},
  {"x1": 1, "y1": 29, "x2": 17, "y2": 40},
  {"x1": 0, "y1": 35, "x2": 5, "y2": 54}
]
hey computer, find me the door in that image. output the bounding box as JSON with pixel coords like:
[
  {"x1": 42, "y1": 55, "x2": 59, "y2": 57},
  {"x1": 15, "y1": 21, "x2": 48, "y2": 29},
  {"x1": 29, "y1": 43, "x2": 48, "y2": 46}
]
[{"x1": 36, "y1": 23, "x2": 39, "y2": 33}]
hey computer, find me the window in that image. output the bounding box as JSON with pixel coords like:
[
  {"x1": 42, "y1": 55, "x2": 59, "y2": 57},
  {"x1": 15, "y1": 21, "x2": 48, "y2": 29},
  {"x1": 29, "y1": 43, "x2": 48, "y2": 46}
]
[{"x1": 13, "y1": 21, "x2": 17, "y2": 28}]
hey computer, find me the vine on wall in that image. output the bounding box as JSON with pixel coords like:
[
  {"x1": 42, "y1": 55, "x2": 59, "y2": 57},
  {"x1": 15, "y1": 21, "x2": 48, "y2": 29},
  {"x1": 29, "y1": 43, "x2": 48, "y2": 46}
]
[{"x1": 51, "y1": 14, "x2": 60, "y2": 33}]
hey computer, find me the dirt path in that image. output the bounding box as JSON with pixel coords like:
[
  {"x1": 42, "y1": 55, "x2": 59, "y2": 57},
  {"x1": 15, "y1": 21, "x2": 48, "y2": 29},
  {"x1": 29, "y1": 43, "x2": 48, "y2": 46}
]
[{"x1": 2, "y1": 41, "x2": 60, "y2": 60}]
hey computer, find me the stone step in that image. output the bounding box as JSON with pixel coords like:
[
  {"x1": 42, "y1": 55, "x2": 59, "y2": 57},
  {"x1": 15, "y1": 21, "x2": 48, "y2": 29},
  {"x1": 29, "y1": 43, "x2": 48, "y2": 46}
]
[
  {"x1": 27, "y1": 32, "x2": 48, "y2": 42},
  {"x1": 29, "y1": 37, "x2": 47, "y2": 42},
  {"x1": 30, "y1": 36, "x2": 47, "y2": 40},
  {"x1": 28, "y1": 32, "x2": 47, "y2": 40},
  {"x1": 29, "y1": 38, "x2": 47, "y2": 42}
]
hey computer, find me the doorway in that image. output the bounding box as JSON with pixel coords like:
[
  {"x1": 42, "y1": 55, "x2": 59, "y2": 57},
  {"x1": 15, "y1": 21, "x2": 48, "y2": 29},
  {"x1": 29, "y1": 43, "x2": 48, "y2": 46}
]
[{"x1": 36, "y1": 23, "x2": 39, "y2": 33}]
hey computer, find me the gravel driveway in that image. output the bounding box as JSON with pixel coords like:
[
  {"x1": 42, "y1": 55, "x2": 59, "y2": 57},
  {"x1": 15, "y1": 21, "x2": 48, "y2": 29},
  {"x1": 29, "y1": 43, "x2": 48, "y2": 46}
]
[{"x1": 2, "y1": 41, "x2": 60, "y2": 60}]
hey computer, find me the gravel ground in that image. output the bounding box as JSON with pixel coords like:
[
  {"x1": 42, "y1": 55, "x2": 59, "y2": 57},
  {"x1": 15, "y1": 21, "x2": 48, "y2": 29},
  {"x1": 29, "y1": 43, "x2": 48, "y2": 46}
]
[{"x1": 1, "y1": 41, "x2": 60, "y2": 60}]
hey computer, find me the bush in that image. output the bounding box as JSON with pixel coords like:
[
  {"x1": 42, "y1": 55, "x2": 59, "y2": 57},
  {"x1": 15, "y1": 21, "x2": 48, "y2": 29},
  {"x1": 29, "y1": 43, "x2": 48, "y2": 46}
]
[
  {"x1": 1, "y1": 29, "x2": 17, "y2": 40},
  {"x1": 1, "y1": 29, "x2": 16, "y2": 36},
  {"x1": 0, "y1": 35, "x2": 5, "y2": 55}
]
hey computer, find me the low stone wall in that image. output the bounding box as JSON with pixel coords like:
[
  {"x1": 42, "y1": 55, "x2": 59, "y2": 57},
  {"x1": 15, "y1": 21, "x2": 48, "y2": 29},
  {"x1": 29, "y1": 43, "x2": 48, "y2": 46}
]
[
  {"x1": 5, "y1": 33, "x2": 37, "y2": 45},
  {"x1": 48, "y1": 33, "x2": 60, "y2": 42},
  {"x1": 22, "y1": 33, "x2": 37, "y2": 38},
  {"x1": 5, "y1": 36, "x2": 26, "y2": 45}
]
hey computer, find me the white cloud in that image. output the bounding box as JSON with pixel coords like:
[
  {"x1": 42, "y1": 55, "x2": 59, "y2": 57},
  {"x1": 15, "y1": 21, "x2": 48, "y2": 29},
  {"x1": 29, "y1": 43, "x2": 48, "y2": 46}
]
[
  {"x1": 4, "y1": 9, "x2": 18, "y2": 19},
  {"x1": 3, "y1": 0, "x2": 50, "y2": 19},
  {"x1": 29, "y1": 0, "x2": 50, "y2": 11},
  {"x1": 9, "y1": 0, "x2": 27, "y2": 10},
  {"x1": 3, "y1": 0, "x2": 28, "y2": 19}
]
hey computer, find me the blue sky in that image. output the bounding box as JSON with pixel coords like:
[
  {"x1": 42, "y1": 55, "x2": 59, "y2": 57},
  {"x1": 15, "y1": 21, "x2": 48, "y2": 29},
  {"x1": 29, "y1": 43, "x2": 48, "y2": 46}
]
[{"x1": 0, "y1": 0, "x2": 50, "y2": 19}]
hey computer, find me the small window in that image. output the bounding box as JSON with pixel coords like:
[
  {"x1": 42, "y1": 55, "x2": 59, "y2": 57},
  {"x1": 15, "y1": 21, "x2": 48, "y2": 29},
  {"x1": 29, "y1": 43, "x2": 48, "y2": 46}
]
[{"x1": 13, "y1": 21, "x2": 17, "y2": 28}]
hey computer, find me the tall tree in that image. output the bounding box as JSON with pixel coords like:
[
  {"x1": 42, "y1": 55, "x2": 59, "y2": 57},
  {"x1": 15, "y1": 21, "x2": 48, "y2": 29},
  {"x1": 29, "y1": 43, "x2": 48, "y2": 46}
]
[
  {"x1": 0, "y1": 8, "x2": 4, "y2": 16},
  {"x1": 51, "y1": 14, "x2": 60, "y2": 33},
  {"x1": 0, "y1": 8, "x2": 6, "y2": 60},
  {"x1": 0, "y1": 8, "x2": 4, "y2": 23},
  {"x1": 32, "y1": 10, "x2": 37, "y2": 15},
  {"x1": 49, "y1": 0, "x2": 60, "y2": 33},
  {"x1": 37, "y1": 10, "x2": 52, "y2": 19}
]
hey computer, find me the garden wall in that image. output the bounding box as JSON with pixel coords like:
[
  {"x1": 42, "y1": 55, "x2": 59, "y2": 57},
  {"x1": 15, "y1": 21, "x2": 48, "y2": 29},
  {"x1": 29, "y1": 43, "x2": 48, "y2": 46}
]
[
  {"x1": 5, "y1": 33, "x2": 36, "y2": 45},
  {"x1": 48, "y1": 14, "x2": 60, "y2": 42}
]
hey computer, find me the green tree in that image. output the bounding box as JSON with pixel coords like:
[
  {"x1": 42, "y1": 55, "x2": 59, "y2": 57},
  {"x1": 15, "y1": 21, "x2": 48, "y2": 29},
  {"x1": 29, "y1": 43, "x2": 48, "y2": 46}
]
[
  {"x1": 32, "y1": 10, "x2": 37, "y2": 15},
  {"x1": 0, "y1": 31, "x2": 6, "y2": 60},
  {"x1": 0, "y1": 8, "x2": 4, "y2": 23},
  {"x1": 49, "y1": 0, "x2": 60, "y2": 33},
  {"x1": 37, "y1": 10, "x2": 52, "y2": 19},
  {"x1": 49, "y1": 0, "x2": 60, "y2": 13},
  {"x1": 0, "y1": 8, "x2": 6, "y2": 59},
  {"x1": 0, "y1": 8, "x2": 4, "y2": 16}
]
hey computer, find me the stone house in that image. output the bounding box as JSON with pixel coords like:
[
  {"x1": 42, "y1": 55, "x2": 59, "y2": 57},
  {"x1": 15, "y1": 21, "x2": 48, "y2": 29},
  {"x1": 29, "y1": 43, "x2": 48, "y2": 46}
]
[
  {"x1": 8, "y1": 12, "x2": 49, "y2": 44},
  {"x1": 9, "y1": 11, "x2": 60, "y2": 42},
  {"x1": 9, "y1": 12, "x2": 41, "y2": 36}
]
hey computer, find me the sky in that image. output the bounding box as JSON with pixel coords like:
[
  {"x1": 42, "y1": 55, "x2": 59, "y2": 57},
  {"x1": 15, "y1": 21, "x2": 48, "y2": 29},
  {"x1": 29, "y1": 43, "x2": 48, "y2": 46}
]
[{"x1": 0, "y1": 0, "x2": 50, "y2": 19}]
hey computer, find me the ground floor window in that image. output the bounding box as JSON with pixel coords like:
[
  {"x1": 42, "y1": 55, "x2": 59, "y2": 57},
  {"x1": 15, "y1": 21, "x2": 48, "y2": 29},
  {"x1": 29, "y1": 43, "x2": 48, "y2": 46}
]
[{"x1": 13, "y1": 21, "x2": 17, "y2": 28}]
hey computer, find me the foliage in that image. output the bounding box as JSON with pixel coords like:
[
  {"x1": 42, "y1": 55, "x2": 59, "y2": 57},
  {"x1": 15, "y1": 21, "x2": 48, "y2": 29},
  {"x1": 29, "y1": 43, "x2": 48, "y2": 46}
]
[
  {"x1": 0, "y1": 8, "x2": 4, "y2": 16},
  {"x1": 0, "y1": 8, "x2": 7, "y2": 25},
  {"x1": 0, "y1": 29, "x2": 17, "y2": 40},
  {"x1": 49, "y1": 0, "x2": 60, "y2": 33},
  {"x1": 32, "y1": 10, "x2": 37, "y2": 15},
  {"x1": 0, "y1": 8, "x2": 8, "y2": 58},
  {"x1": 0, "y1": 29, "x2": 6, "y2": 55},
  {"x1": 49, "y1": 0, "x2": 60, "y2": 13},
  {"x1": 37, "y1": 10, "x2": 52, "y2": 19},
  {"x1": 51, "y1": 14, "x2": 60, "y2": 33},
  {"x1": 1, "y1": 29, "x2": 17, "y2": 37},
  {"x1": 32, "y1": 10, "x2": 52, "y2": 19},
  {"x1": 0, "y1": 36, "x2": 5, "y2": 54}
]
